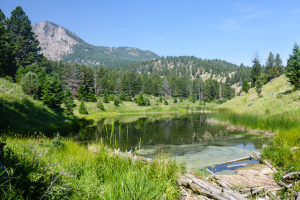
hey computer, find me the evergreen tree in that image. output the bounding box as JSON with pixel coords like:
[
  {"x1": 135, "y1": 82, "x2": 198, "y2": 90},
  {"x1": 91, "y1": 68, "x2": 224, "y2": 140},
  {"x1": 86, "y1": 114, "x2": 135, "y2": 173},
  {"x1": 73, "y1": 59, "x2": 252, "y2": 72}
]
[
  {"x1": 250, "y1": 58, "x2": 262, "y2": 87},
  {"x1": 6, "y1": 6, "x2": 40, "y2": 70},
  {"x1": 0, "y1": 9, "x2": 14, "y2": 77},
  {"x1": 159, "y1": 96, "x2": 162, "y2": 102},
  {"x1": 265, "y1": 52, "x2": 274, "y2": 75},
  {"x1": 164, "y1": 99, "x2": 168, "y2": 105},
  {"x1": 20, "y1": 71, "x2": 40, "y2": 98},
  {"x1": 40, "y1": 75, "x2": 64, "y2": 107},
  {"x1": 64, "y1": 87, "x2": 74, "y2": 116},
  {"x1": 77, "y1": 84, "x2": 86, "y2": 100},
  {"x1": 174, "y1": 98, "x2": 177, "y2": 103},
  {"x1": 242, "y1": 79, "x2": 250, "y2": 93},
  {"x1": 137, "y1": 94, "x2": 144, "y2": 106},
  {"x1": 286, "y1": 43, "x2": 300, "y2": 90},
  {"x1": 88, "y1": 89, "x2": 96, "y2": 102},
  {"x1": 114, "y1": 98, "x2": 120, "y2": 106},
  {"x1": 103, "y1": 90, "x2": 109, "y2": 103},
  {"x1": 180, "y1": 97, "x2": 183, "y2": 102},
  {"x1": 255, "y1": 80, "x2": 263, "y2": 96},
  {"x1": 79, "y1": 99, "x2": 88, "y2": 114}
]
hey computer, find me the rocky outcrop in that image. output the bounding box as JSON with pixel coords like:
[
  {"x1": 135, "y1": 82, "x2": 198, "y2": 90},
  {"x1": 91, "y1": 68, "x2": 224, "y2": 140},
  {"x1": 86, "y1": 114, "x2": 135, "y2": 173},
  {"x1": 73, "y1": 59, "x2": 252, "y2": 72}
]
[{"x1": 32, "y1": 21, "x2": 78, "y2": 60}]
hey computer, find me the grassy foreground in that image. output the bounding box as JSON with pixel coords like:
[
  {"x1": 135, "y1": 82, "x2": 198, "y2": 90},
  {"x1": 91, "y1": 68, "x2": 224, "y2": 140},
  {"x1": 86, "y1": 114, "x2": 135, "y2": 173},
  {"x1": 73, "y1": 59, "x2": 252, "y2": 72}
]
[
  {"x1": 212, "y1": 75, "x2": 300, "y2": 171},
  {"x1": 1, "y1": 134, "x2": 183, "y2": 199}
]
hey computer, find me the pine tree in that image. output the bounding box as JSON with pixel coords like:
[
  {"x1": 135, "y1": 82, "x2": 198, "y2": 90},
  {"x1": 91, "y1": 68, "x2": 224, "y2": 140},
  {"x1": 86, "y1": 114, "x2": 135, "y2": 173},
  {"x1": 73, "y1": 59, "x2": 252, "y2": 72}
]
[
  {"x1": 137, "y1": 94, "x2": 144, "y2": 106},
  {"x1": 256, "y1": 80, "x2": 262, "y2": 97},
  {"x1": 114, "y1": 98, "x2": 120, "y2": 106},
  {"x1": 164, "y1": 99, "x2": 168, "y2": 105},
  {"x1": 174, "y1": 98, "x2": 177, "y2": 103},
  {"x1": 77, "y1": 84, "x2": 86, "y2": 100},
  {"x1": 64, "y1": 87, "x2": 74, "y2": 116},
  {"x1": 242, "y1": 79, "x2": 250, "y2": 93},
  {"x1": 6, "y1": 6, "x2": 40, "y2": 70},
  {"x1": 0, "y1": 9, "x2": 14, "y2": 77},
  {"x1": 41, "y1": 75, "x2": 64, "y2": 107},
  {"x1": 88, "y1": 89, "x2": 97, "y2": 102},
  {"x1": 103, "y1": 90, "x2": 109, "y2": 103},
  {"x1": 250, "y1": 57, "x2": 262, "y2": 87},
  {"x1": 286, "y1": 43, "x2": 300, "y2": 90},
  {"x1": 79, "y1": 99, "x2": 88, "y2": 114}
]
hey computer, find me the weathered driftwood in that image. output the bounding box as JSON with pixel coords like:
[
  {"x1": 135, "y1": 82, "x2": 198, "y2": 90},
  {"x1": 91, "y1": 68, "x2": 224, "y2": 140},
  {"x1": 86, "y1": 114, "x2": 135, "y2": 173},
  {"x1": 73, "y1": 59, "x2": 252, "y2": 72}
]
[
  {"x1": 297, "y1": 190, "x2": 300, "y2": 200},
  {"x1": 177, "y1": 173, "x2": 249, "y2": 200},
  {"x1": 282, "y1": 171, "x2": 300, "y2": 179},
  {"x1": 278, "y1": 180, "x2": 298, "y2": 196},
  {"x1": 218, "y1": 156, "x2": 252, "y2": 165},
  {"x1": 291, "y1": 146, "x2": 299, "y2": 150},
  {"x1": 179, "y1": 186, "x2": 189, "y2": 199},
  {"x1": 252, "y1": 153, "x2": 277, "y2": 172},
  {"x1": 267, "y1": 190, "x2": 280, "y2": 200},
  {"x1": 244, "y1": 187, "x2": 266, "y2": 197},
  {"x1": 206, "y1": 168, "x2": 233, "y2": 189},
  {"x1": 226, "y1": 163, "x2": 248, "y2": 168}
]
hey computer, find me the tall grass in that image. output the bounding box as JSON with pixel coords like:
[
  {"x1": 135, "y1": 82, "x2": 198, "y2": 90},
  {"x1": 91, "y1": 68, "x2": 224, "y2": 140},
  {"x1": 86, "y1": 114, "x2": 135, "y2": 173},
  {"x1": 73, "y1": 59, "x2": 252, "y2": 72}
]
[{"x1": 1, "y1": 134, "x2": 183, "y2": 199}]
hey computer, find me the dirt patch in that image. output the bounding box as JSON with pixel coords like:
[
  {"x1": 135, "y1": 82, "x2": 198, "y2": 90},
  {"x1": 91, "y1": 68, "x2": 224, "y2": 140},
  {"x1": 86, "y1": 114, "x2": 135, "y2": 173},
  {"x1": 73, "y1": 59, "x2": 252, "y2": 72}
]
[{"x1": 219, "y1": 164, "x2": 280, "y2": 189}]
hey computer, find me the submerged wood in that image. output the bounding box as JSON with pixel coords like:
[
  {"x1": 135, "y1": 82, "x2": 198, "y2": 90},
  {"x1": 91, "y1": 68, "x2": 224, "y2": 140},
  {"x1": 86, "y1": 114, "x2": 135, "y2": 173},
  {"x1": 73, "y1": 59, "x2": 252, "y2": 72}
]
[
  {"x1": 177, "y1": 173, "x2": 248, "y2": 200},
  {"x1": 218, "y1": 156, "x2": 252, "y2": 165},
  {"x1": 227, "y1": 163, "x2": 248, "y2": 168}
]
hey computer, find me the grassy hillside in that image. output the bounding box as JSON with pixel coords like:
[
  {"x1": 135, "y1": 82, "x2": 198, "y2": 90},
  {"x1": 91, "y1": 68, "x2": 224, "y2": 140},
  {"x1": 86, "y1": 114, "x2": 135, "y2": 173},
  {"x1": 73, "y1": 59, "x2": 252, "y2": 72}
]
[
  {"x1": 0, "y1": 78, "x2": 90, "y2": 135},
  {"x1": 219, "y1": 75, "x2": 299, "y2": 116},
  {"x1": 212, "y1": 75, "x2": 300, "y2": 172}
]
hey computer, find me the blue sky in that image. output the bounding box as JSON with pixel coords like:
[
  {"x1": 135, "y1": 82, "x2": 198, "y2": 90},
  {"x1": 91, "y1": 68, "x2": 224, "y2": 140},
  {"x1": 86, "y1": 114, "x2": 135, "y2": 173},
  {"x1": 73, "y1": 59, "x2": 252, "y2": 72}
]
[{"x1": 2, "y1": 0, "x2": 300, "y2": 66}]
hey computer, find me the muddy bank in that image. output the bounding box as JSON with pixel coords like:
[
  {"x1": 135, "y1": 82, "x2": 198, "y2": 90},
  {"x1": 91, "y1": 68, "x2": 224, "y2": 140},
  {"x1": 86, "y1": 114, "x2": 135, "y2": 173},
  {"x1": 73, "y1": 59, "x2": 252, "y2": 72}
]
[{"x1": 206, "y1": 118, "x2": 274, "y2": 136}]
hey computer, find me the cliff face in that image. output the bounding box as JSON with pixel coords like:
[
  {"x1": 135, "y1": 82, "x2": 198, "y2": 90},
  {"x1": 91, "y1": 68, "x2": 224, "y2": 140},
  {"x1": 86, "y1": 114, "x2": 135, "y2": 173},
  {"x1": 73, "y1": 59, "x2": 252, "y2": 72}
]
[
  {"x1": 32, "y1": 21, "x2": 79, "y2": 61},
  {"x1": 32, "y1": 21, "x2": 160, "y2": 66}
]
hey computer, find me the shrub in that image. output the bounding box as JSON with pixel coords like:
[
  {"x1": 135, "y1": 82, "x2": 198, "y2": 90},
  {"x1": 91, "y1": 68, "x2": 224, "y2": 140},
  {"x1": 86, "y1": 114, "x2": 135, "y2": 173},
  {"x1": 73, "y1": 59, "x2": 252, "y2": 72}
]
[
  {"x1": 4, "y1": 75, "x2": 13, "y2": 83},
  {"x1": 159, "y1": 96, "x2": 162, "y2": 102},
  {"x1": 114, "y1": 98, "x2": 120, "y2": 106},
  {"x1": 144, "y1": 97, "x2": 150, "y2": 106},
  {"x1": 137, "y1": 94, "x2": 144, "y2": 106},
  {"x1": 97, "y1": 98, "x2": 105, "y2": 111},
  {"x1": 174, "y1": 98, "x2": 177, "y2": 103},
  {"x1": 20, "y1": 72, "x2": 40, "y2": 98},
  {"x1": 108, "y1": 94, "x2": 114, "y2": 101},
  {"x1": 180, "y1": 97, "x2": 183, "y2": 102},
  {"x1": 164, "y1": 100, "x2": 168, "y2": 105},
  {"x1": 118, "y1": 91, "x2": 126, "y2": 101}
]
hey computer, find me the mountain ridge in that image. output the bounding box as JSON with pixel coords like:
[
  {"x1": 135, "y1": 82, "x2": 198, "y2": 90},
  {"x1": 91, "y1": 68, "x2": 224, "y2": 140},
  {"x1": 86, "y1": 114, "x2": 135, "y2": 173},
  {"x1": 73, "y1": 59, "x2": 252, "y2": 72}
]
[{"x1": 32, "y1": 21, "x2": 160, "y2": 67}]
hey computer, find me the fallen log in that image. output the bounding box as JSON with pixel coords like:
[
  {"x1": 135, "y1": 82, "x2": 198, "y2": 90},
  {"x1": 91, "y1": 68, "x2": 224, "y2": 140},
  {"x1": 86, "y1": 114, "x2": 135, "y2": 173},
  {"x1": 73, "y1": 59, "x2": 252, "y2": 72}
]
[
  {"x1": 252, "y1": 153, "x2": 277, "y2": 172},
  {"x1": 282, "y1": 171, "x2": 300, "y2": 179},
  {"x1": 177, "y1": 173, "x2": 249, "y2": 200},
  {"x1": 206, "y1": 168, "x2": 233, "y2": 189}
]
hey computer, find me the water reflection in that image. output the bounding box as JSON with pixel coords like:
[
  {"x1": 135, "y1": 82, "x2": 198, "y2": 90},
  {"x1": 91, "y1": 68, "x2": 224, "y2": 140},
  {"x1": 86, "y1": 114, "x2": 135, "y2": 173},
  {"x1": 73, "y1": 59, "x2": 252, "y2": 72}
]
[{"x1": 76, "y1": 114, "x2": 271, "y2": 171}]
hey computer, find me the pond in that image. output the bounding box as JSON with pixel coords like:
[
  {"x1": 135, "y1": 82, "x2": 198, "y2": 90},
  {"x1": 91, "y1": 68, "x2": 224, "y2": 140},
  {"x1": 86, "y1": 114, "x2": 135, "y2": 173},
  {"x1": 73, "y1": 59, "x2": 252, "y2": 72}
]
[{"x1": 76, "y1": 113, "x2": 272, "y2": 173}]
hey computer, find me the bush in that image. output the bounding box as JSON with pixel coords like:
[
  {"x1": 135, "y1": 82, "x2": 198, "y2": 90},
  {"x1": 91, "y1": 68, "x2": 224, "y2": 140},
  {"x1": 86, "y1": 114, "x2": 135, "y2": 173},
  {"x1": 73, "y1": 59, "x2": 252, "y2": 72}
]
[
  {"x1": 118, "y1": 91, "x2": 126, "y2": 101},
  {"x1": 125, "y1": 96, "x2": 132, "y2": 102},
  {"x1": 20, "y1": 72, "x2": 40, "y2": 98},
  {"x1": 108, "y1": 94, "x2": 114, "y2": 101},
  {"x1": 174, "y1": 98, "x2": 177, "y2": 103},
  {"x1": 97, "y1": 98, "x2": 105, "y2": 111},
  {"x1": 4, "y1": 75, "x2": 13, "y2": 83},
  {"x1": 114, "y1": 98, "x2": 120, "y2": 106},
  {"x1": 164, "y1": 100, "x2": 168, "y2": 105},
  {"x1": 159, "y1": 96, "x2": 162, "y2": 102},
  {"x1": 144, "y1": 97, "x2": 150, "y2": 106},
  {"x1": 180, "y1": 97, "x2": 183, "y2": 102}
]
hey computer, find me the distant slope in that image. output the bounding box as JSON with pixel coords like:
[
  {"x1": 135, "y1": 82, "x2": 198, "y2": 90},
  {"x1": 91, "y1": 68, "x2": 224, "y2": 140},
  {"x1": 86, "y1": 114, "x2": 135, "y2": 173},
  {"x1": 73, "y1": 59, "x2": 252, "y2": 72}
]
[
  {"x1": 118, "y1": 56, "x2": 251, "y2": 85},
  {"x1": 32, "y1": 21, "x2": 160, "y2": 67}
]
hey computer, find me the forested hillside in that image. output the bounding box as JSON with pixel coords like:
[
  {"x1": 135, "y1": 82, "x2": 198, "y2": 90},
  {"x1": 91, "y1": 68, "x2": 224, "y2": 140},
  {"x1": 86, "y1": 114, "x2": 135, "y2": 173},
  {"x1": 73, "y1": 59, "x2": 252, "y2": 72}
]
[{"x1": 32, "y1": 21, "x2": 160, "y2": 67}]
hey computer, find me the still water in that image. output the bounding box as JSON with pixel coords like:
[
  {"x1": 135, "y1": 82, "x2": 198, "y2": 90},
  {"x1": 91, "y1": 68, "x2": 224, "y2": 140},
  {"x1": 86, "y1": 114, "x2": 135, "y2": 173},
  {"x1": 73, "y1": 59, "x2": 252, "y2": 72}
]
[{"x1": 77, "y1": 114, "x2": 271, "y2": 172}]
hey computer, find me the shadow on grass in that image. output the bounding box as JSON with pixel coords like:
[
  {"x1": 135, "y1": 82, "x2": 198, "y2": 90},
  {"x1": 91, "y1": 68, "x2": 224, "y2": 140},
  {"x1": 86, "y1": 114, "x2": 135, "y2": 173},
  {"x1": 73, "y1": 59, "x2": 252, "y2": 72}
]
[{"x1": 0, "y1": 98, "x2": 93, "y2": 137}]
